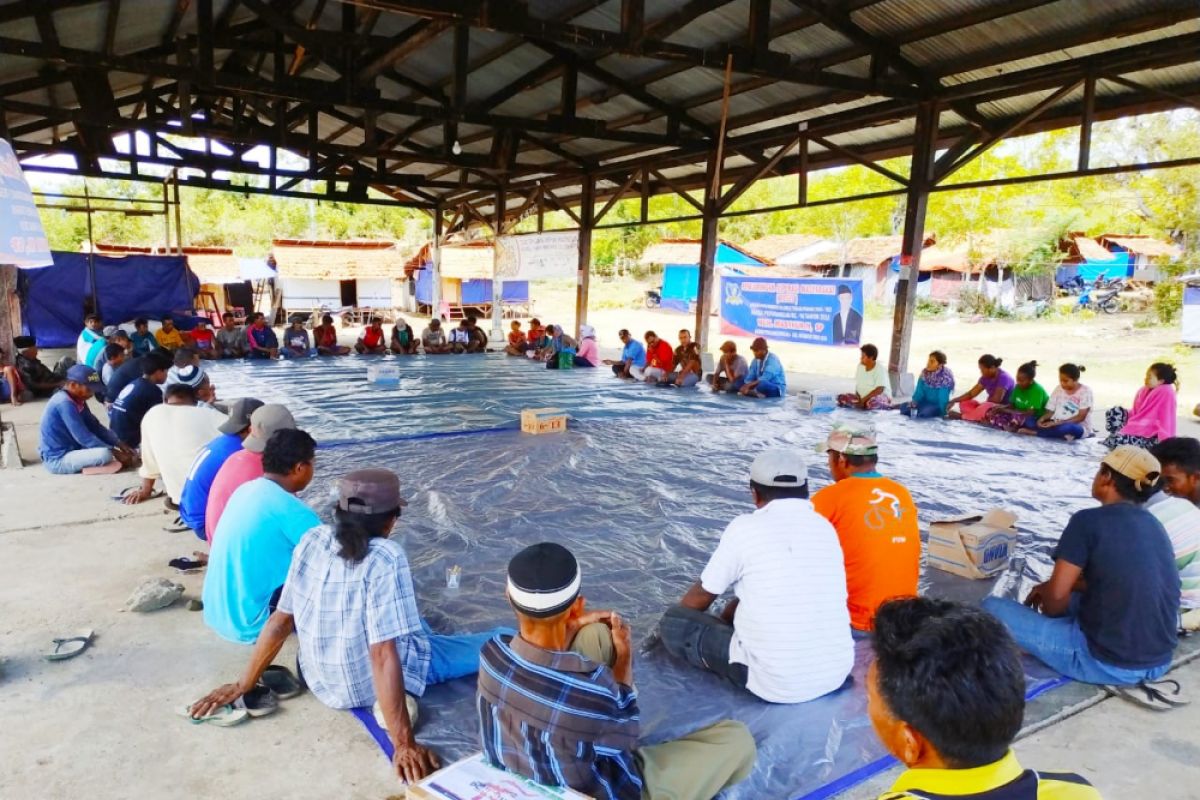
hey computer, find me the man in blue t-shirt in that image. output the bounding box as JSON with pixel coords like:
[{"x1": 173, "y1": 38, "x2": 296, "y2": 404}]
[
  {"x1": 178, "y1": 398, "x2": 264, "y2": 540},
  {"x1": 108, "y1": 351, "x2": 171, "y2": 448},
  {"x1": 983, "y1": 446, "x2": 1180, "y2": 686},
  {"x1": 603, "y1": 328, "x2": 646, "y2": 380},
  {"x1": 203, "y1": 428, "x2": 319, "y2": 643}
]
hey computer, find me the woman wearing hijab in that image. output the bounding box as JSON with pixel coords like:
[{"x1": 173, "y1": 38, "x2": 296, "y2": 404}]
[
  {"x1": 896, "y1": 351, "x2": 954, "y2": 418},
  {"x1": 574, "y1": 324, "x2": 600, "y2": 367}
]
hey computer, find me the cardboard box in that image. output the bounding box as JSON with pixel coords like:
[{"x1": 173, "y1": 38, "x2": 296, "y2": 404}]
[
  {"x1": 366, "y1": 364, "x2": 400, "y2": 384},
  {"x1": 408, "y1": 754, "x2": 592, "y2": 799},
  {"x1": 926, "y1": 509, "x2": 1019, "y2": 579},
  {"x1": 521, "y1": 407, "x2": 568, "y2": 435},
  {"x1": 796, "y1": 390, "x2": 836, "y2": 414}
]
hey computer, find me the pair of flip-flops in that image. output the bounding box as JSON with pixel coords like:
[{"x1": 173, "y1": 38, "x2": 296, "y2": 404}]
[
  {"x1": 179, "y1": 666, "x2": 304, "y2": 727},
  {"x1": 1105, "y1": 679, "x2": 1190, "y2": 711},
  {"x1": 44, "y1": 630, "x2": 95, "y2": 661}
]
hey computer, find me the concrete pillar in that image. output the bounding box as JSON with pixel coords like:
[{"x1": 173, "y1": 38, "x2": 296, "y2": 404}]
[
  {"x1": 888, "y1": 101, "x2": 938, "y2": 394},
  {"x1": 491, "y1": 189, "x2": 505, "y2": 340},
  {"x1": 430, "y1": 207, "x2": 443, "y2": 320},
  {"x1": 575, "y1": 175, "x2": 595, "y2": 339}
]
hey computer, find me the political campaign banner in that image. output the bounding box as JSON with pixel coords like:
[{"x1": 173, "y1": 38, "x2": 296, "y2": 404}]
[
  {"x1": 720, "y1": 276, "x2": 864, "y2": 346},
  {"x1": 0, "y1": 138, "x2": 52, "y2": 268},
  {"x1": 495, "y1": 231, "x2": 579, "y2": 280}
]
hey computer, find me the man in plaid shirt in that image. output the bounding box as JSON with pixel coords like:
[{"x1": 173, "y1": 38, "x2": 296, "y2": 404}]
[{"x1": 477, "y1": 542, "x2": 756, "y2": 800}]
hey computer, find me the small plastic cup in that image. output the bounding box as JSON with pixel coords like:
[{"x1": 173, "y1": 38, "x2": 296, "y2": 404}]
[{"x1": 445, "y1": 566, "x2": 461, "y2": 590}]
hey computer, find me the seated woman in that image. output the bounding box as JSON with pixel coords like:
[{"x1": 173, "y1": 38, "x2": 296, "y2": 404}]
[
  {"x1": 505, "y1": 321, "x2": 525, "y2": 356},
  {"x1": 896, "y1": 350, "x2": 954, "y2": 418},
  {"x1": 947, "y1": 354, "x2": 1013, "y2": 422},
  {"x1": 1020, "y1": 363, "x2": 1094, "y2": 440},
  {"x1": 837, "y1": 343, "x2": 891, "y2": 410},
  {"x1": 281, "y1": 318, "x2": 316, "y2": 359},
  {"x1": 1103, "y1": 362, "x2": 1178, "y2": 450},
  {"x1": 390, "y1": 319, "x2": 418, "y2": 354},
  {"x1": 543, "y1": 325, "x2": 579, "y2": 369},
  {"x1": 312, "y1": 314, "x2": 350, "y2": 356},
  {"x1": 666, "y1": 342, "x2": 703, "y2": 388},
  {"x1": 573, "y1": 324, "x2": 599, "y2": 368},
  {"x1": 986, "y1": 360, "x2": 1049, "y2": 432}
]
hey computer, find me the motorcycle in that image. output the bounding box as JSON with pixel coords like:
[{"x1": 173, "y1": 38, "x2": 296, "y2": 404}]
[
  {"x1": 1077, "y1": 278, "x2": 1124, "y2": 314},
  {"x1": 644, "y1": 288, "x2": 662, "y2": 309},
  {"x1": 1056, "y1": 274, "x2": 1086, "y2": 296}
]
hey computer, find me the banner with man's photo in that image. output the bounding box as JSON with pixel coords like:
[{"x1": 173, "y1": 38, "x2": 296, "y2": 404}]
[{"x1": 719, "y1": 276, "x2": 864, "y2": 346}]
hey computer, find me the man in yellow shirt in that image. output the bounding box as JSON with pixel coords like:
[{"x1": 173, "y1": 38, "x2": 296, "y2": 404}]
[
  {"x1": 154, "y1": 317, "x2": 185, "y2": 351},
  {"x1": 869, "y1": 597, "x2": 1101, "y2": 800}
]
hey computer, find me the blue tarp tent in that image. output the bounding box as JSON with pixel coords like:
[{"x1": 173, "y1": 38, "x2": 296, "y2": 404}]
[
  {"x1": 414, "y1": 267, "x2": 529, "y2": 306},
  {"x1": 19, "y1": 251, "x2": 199, "y2": 347},
  {"x1": 1056, "y1": 247, "x2": 1133, "y2": 285},
  {"x1": 656, "y1": 242, "x2": 767, "y2": 311}
]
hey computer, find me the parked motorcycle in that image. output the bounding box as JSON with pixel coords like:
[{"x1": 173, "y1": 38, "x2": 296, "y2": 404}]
[
  {"x1": 1077, "y1": 278, "x2": 1124, "y2": 314},
  {"x1": 644, "y1": 288, "x2": 662, "y2": 309}
]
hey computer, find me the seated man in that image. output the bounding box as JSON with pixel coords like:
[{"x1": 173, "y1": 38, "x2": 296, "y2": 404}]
[
  {"x1": 982, "y1": 446, "x2": 1179, "y2": 685},
  {"x1": 505, "y1": 320, "x2": 525, "y2": 356},
  {"x1": 642, "y1": 330, "x2": 674, "y2": 384},
  {"x1": 154, "y1": 316, "x2": 185, "y2": 352},
  {"x1": 708, "y1": 340, "x2": 748, "y2": 394},
  {"x1": 604, "y1": 329, "x2": 645, "y2": 379},
  {"x1": 659, "y1": 450, "x2": 853, "y2": 702},
  {"x1": 391, "y1": 318, "x2": 418, "y2": 354},
  {"x1": 108, "y1": 350, "x2": 171, "y2": 448},
  {"x1": 464, "y1": 316, "x2": 488, "y2": 353},
  {"x1": 190, "y1": 319, "x2": 217, "y2": 359},
  {"x1": 14, "y1": 335, "x2": 70, "y2": 398},
  {"x1": 869, "y1": 597, "x2": 1101, "y2": 800},
  {"x1": 165, "y1": 347, "x2": 202, "y2": 389},
  {"x1": 192, "y1": 469, "x2": 508, "y2": 783},
  {"x1": 312, "y1": 313, "x2": 350, "y2": 356},
  {"x1": 449, "y1": 320, "x2": 472, "y2": 354},
  {"x1": 838, "y1": 343, "x2": 892, "y2": 410},
  {"x1": 179, "y1": 398, "x2": 264, "y2": 542},
  {"x1": 76, "y1": 313, "x2": 107, "y2": 367},
  {"x1": 203, "y1": 428, "x2": 320, "y2": 643},
  {"x1": 813, "y1": 424, "x2": 919, "y2": 633},
  {"x1": 130, "y1": 317, "x2": 158, "y2": 356},
  {"x1": 657, "y1": 328, "x2": 692, "y2": 385},
  {"x1": 281, "y1": 317, "x2": 315, "y2": 359},
  {"x1": 421, "y1": 319, "x2": 451, "y2": 354},
  {"x1": 246, "y1": 312, "x2": 280, "y2": 359},
  {"x1": 215, "y1": 312, "x2": 247, "y2": 359},
  {"x1": 39, "y1": 365, "x2": 134, "y2": 475},
  {"x1": 93, "y1": 343, "x2": 127, "y2": 403},
  {"x1": 1152, "y1": 437, "x2": 1200, "y2": 507},
  {"x1": 1142, "y1": 480, "x2": 1200, "y2": 612},
  {"x1": 122, "y1": 383, "x2": 228, "y2": 510},
  {"x1": 356, "y1": 317, "x2": 388, "y2": 355},
  {"x1": 205, "y1": 404, "x2": 297, "y2": 542},
  {"x1": 480, "y1": 542, "x2": 756, "y2": 800},
  {"x1": 739, "y1": 337, "x2": 786, "y2": 398}
]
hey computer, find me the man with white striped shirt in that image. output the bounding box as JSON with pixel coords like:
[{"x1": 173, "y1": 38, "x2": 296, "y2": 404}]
[{"x1": 658, "y1": 449, "x2": 855, "y2": 703}]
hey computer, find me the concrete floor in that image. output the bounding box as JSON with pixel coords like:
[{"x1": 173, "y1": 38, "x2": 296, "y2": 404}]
[{"x1": 2, "y1": 362, "x2": 1199, "y2": 800}]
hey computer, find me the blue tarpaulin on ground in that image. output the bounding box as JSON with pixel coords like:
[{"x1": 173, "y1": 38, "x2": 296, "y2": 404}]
[{"x1": 18, "y1": 251, "x2": 198, "y2": 347}]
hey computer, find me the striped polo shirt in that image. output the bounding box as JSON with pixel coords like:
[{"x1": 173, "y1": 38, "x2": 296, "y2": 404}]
[
  {"x1": 879, "y1": 751, "x2": 1101, "y2": 799},
  {"x1": 1145, "y1": 491, "x2": 1200, "y2": 609}
]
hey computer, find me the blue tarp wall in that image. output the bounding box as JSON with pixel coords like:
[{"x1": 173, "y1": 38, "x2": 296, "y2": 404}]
[
  {"x1": 660, "y1": 243, "x2": 766, "y2": 311},
  {"x1": 1055, "y1": 246, "x2": 1133, "y2": 285},
  {"x1": 414, "y1": 267, "x2": 529, "y2": 306},
  {"x1": 19, "y1": 251, "x2": 199, "y2": 347}
]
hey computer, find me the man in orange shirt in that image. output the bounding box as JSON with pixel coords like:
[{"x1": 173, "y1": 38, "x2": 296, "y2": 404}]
[
  {"x1": 642, "y1": 331, "x2": 675, "y2": 384},
  {"x1": 812, "y1": 423, "x2": 919, "y2": 634}
]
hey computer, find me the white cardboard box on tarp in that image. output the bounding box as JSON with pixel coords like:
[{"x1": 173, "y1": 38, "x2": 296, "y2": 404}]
[
  {"x1": 926, "y1": 509, "x2": 1019, "y2": 579},
  {"x1": 408, "y1": 753, "x2": 592, "y2": 799}
]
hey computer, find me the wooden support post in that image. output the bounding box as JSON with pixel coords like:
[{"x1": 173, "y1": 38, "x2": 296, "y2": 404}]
[
  {"x1": 576, "y1": 174, "x2": 595, "y2": 339},
  {"x1": 1079, "y1": 73, "x2": 1095, "y2": 171},
  {"x1": 695, "y1": 155, "x2": 719, "y2": 352},
  {"x1": 798, "y1": 133, "x2": 808, "y2": 206},
  {"x1": 888, "y1": 101, "x2": 938, "y2": 393},
  {"x1": 431, "y1": 206, "x2": 443, "y2": 320},
  {"x1": 491, "y1": 188, "x2": 506, "y2": 339}
]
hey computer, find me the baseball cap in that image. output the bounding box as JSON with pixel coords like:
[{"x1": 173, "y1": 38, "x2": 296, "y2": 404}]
[
  {"x1": 750, "y1": 337, "x2": 768, "y2": 350},
  {"x1": 750, "y1": 449, "x2": 809, "y2": 488},
  {"x1": 816, "y1": 422, "x2": 879, "y2": 456},
  {"x1": 243, "y1": 404, "x2": 296, "y2": 453},
  {"x1": 1102, "y1": 445, "x2": 1161, "y2": 491},
  {"x1": 218, "y1": 397, "x2": 265, "y2": 435},
  {"x1": 14, "y1": 335, "x2": 35, "y2": 350},
  {"x1": 65, "y1": 364, "x2": 102, "y2": 386},
  {"x1": 337, "y1": 468, "x2": 407, "y2": 513}
]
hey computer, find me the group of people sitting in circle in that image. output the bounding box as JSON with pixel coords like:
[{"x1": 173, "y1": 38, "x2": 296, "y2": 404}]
[
  {"x1": 837, "y1": 343, "x2": 1181, "y2": 448},
  {"x1": 604, "y1": 328, "x2": 787, "y2": 397},
  {"x1": 20, "y1": 302, "x2": 1200, "y2": 799}
]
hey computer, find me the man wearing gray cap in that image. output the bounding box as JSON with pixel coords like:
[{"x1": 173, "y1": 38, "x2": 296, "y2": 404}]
[
  {"x1": 179, "y1": 397, "x2": 265, "y2": 542},
  {"x1": 192, "y1": 468, "x2": 504, "y2": 783},
  {"x1": 38, "y1": 364, "x2": 135, "y2": 474},
  {"x1": 659, "y1": 449, "x2": 853, "y2": 703},
  {"x1": 204, "y1": 404, "x2": 296, "y2": 542}
]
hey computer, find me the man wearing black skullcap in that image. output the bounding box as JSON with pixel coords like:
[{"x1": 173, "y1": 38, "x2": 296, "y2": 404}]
[
  {"x1": 14, "y1": 335, "x2": 73, "y2": 398},
  {"x1": 477, "y1": 542, "x2": 756, "y2": 800}
]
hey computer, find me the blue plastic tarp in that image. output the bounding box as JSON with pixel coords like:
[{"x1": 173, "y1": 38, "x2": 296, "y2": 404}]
[{"x1": 19, "y1": 251, "x2": 198, "y2": 347}]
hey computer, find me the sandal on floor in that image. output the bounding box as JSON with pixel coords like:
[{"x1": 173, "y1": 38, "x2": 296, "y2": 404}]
[
  {"x1": 44, "y1": 629, "x2": 94, "y2": 661},
  {"x1": 1106, "y1": 680, "x2": 1189, "y2": 711},
  {"x1": 260, "y1": 665, "x2": 304, "y2": 700},
  {"x1": 111, "y1": 486, "x2": 164, "y2": 502},
  {"x1": 168, "y1": 557, "x2": 206, "y2": 573},
  {"x1": 233, "y1": 684, "x2": 280, "y2": 718},
  {"x1": 178, "y1": 703, "x2": 249, "y2": 727},
  {"x1": 162, "y1": 515, "x2": 191, "y2": 533}
]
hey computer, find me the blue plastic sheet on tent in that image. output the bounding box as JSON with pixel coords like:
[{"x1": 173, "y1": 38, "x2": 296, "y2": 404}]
[
  {"x1": 201, "y1": 354, "x2": 1136, "y2": 799},
  {"x1": 19, "y1": 251, "x2": 198, "y2": 347},
  {"x1": 413, "y1": 269, "x2": 529, "y2": 305}
]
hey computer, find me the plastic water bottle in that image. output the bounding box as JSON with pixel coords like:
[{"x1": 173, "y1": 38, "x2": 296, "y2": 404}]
[{"x1": 908, "y1": 404, "x2": 917, "y2": 419}]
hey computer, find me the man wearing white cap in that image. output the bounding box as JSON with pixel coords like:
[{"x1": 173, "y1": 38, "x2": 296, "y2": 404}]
[
  {"x1": 659, "y1": 449, "x2": 854, "y2": 703},
  {"x1": 205, "y1": 404, "x2": 296, "y2": 542}
]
